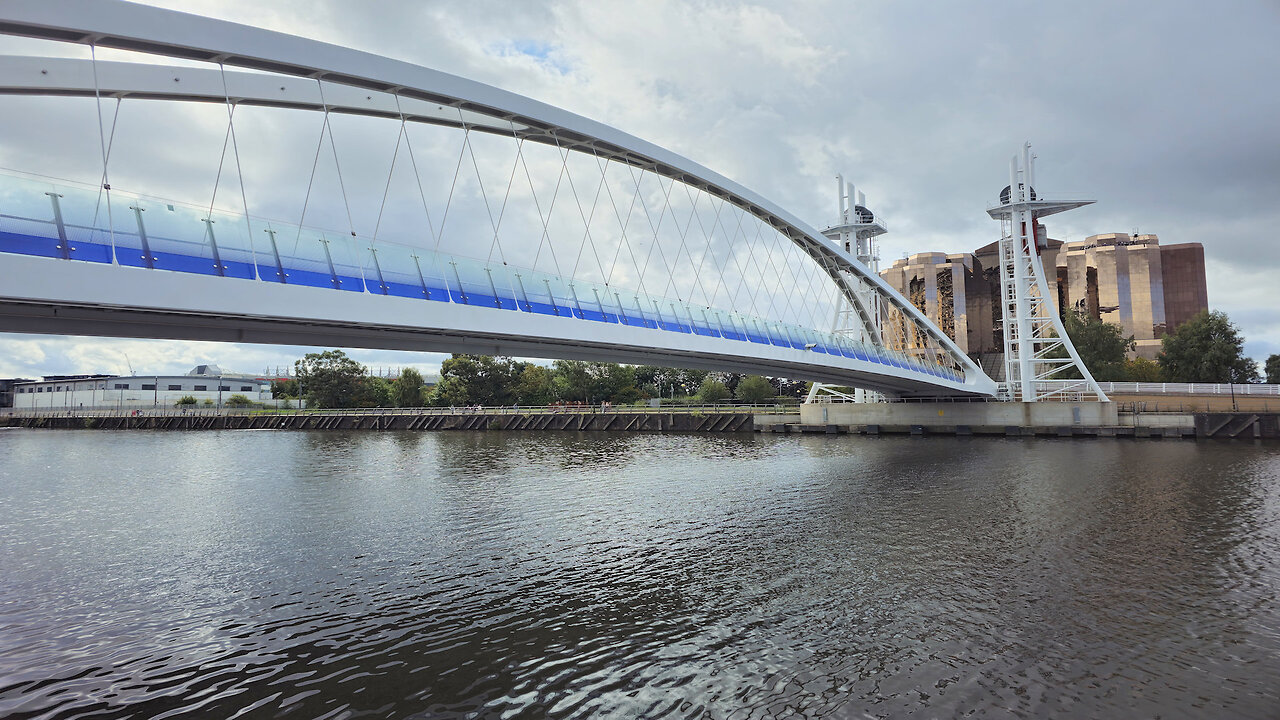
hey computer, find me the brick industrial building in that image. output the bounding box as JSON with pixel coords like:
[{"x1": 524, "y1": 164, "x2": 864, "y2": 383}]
[{"x1": 880, "y1": 232, "x2": 1208, "y2": 362}]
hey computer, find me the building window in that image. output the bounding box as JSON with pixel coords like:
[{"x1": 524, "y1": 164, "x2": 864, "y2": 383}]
[
  {"x1": 168, "y1": 385, "x2": 182, "y2": 391},
  {"x1": 240, "y1": 386, "x2": 252, "y2": 392},
  {"x1": 37, "y1": 387, "x2": 43, "y2": 393},
  {"x1": 194, "y1": 385, "x2": 207, "y2": 391},
  {"x1": 141, "y1": 384, "x2": 156, "y2": 390},
  {"x1": 113, "y1": 383, "x2": 129, "y2": 389},
  {"x1": 219, "y1": 385, "x2": 230, "y2": 391}
]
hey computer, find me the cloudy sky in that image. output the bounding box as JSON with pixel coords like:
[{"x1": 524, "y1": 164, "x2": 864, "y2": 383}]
[{"x1": 1, "y1": 0, "x2": 1277, "y2": 379}]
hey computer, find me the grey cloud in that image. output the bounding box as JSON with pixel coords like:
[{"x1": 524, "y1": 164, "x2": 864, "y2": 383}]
[{"x1": 1, "y1": 0, "x2": 1277, "y2": 370}]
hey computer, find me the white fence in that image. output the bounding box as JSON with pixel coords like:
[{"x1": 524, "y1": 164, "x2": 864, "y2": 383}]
[{"x1": 1098, "y1": 382, "x2": 1280, "y2": 396}]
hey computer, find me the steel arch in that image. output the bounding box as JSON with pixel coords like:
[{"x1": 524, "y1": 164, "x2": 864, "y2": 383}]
[{"x1": 0, "y1": 0, "x2": 995, "y2": 396}]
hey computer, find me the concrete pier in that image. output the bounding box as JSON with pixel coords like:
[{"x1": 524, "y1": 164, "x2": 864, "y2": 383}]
[{"x1": 802, "y1": 400, "x2": 1118, "y2": 430}]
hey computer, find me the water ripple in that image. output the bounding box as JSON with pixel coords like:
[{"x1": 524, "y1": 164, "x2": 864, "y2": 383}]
[{"x1": 0, "y1": 431, "x2": 1277, "y2": 718}]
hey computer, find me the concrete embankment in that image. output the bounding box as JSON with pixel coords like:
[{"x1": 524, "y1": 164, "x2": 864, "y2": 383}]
[
  {"x1": 6, "y1": 406, "x2": 1275, "y2": 439},
  {"x1": 2, "y1": 410, "x2": 768, "y2": 433},
  {"x1": 781, "y1": 402, "x2": 1279, "y2": 440}
]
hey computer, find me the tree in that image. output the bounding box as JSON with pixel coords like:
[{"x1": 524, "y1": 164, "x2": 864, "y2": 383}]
[
  {"x1": 1055, "y1": 310, "x2": 1134, "y2": 381},
  {"x1": 673, "y1": 368, "x2": 708, "y2": 396},
  {"x1": 1122, "y1": 356, "x2": 1163, "y2": 382},
  {"x1": 295, "y1": 349, "x2": 367, "y2": 408},
  {"x1": 271, "y1": 378, "x2": 299, "y2": 398},
  {"x1": 697, "y1": 377, "x2": 730, "y2": 403},
  {"x1": 736, "y1": 375, "x2": 774, "y2": 404},
  {"x1": 593, "y1": 363, "x2": 640, "y2": 404},
  {"x1": 775, "y1": 377, "x2": 808, "y2": 399},
  {"x1": 1266, "y1": 354, "x2": 1280, "y2": 384},
  {"x1": 552, "y1": 360, "x2": 640, "y2": 404},
  {"x1": 1158, "y1": 310, "x2": 1259, "y2": 383},
  {"x1": 429, "y1": 354, "x2": 523, "y2": 406},
  {"x1": 514, "y1": 364, "x2": 557, "y2": 405},
  {"x1": 552, "y1": 359, "x2": 593, "y2": 403},
  {"x1": 224, "y1": 394, "x2": 254, "y2": 408},
  {"x1": 174, "y1": 395, "x2": 197, "y2": 407},
  {"x1": 361, "y1": 377, "x2": 393, "y2": 407},
  {"x1": 391, "y1": 368, "x2": 426, "y2": 407}
]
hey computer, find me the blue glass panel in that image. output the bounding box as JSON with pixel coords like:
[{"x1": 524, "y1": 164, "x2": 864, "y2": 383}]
[
  {"x1": 284, "y1": 267, "x2": 340, "y2": 289},
  {"x1": 448, "y1": 258, "x2": 518, "y2": 309},
  {"x1": 151, "y1": 248, "x2": 218, "y2": 275},
  {"x1": 0, "y1": 229, "x2": 61, "y2": 259},
  {"x1": 327, "y1": 234, "x2": 370, "y2": 294},
  {"x1": 767, "y1": 325, "x2": 789, "y2": 347}
]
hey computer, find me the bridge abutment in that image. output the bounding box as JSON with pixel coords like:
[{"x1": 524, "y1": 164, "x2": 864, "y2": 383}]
[{"x1": 801, "y1": 401, "x2": 1119, "y2": 431}]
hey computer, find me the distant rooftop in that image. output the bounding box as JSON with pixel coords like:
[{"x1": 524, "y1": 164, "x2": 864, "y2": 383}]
[{"x1": 187, "y1": 364, "x2": 224, "y2": 377}]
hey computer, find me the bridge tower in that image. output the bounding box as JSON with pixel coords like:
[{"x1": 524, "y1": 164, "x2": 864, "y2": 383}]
[
  {"x1": 987, "y1": 144, "x2": 1107, "y2": 402},
  {"x1": 807, "y1": 176, "x2": 889, "y2": 403}
]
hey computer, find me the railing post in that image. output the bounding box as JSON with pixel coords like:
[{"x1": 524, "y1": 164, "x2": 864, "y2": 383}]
[
  {"x1": 46, "y1": 192, "x2": 70, "y2": 260},
  {"x1": 264, "y1": 228, "x2": 287, "y2": 283},
  {"x1": 129, "y1": 205, "x2": 155, "y2": 269},
  {"x1": 450, "y1": 260, "x2": 468, "y2": 304},
  {"x1": 410, "y1": 252, "x2": 431, "y2": 299},
  {"x1": 318, "y1": 235, "x2": 340, "y2": 288},
  {"x1": 368, "y1": 246, "x2": 388, "y2": 294},
  {"x1": 202, "y1": 218, "x2": 226, "y2": 277}
]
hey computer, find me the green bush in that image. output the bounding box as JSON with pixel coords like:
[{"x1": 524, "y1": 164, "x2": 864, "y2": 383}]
[
  {"x1": 224, "y1": 394, "x2": 254, "y2": 408},
  {"x1": 174, "y1": 395, "x2": 198, "y2": 407}
]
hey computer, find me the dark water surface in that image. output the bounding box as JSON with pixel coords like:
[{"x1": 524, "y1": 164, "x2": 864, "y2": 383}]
[{"x1": 1, "y1": 430, "x2": 1277, "y2": 719}]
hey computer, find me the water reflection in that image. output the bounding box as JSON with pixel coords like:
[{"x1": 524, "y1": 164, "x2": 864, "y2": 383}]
[{"x1": 0, "y1": 430, "x2": 1276, "y2": 718}]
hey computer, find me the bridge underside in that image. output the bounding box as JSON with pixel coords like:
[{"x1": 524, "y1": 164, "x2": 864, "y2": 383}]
[{"x1": 0, "y1": 256, "x2": 982, "y2": 397}]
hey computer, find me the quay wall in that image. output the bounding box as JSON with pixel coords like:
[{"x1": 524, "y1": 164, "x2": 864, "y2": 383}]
[
  {"x1": 4, "y1": 407, "x2": 1274, "y2": 439},
  {"x1": 1, "y1": 410, "x2": 763, "y2": 433},
  {"x1": 801, "y1": 401, "x2": 1119, "y2": 428}
]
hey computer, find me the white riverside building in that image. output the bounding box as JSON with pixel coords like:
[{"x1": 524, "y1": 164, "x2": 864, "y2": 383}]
[{"x1": 12, "y1": 364, "x2": 278, "y2": 411}]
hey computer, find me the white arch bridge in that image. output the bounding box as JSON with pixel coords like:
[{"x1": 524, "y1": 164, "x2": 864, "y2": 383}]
[{"x1": 0, "y1": 0, "x2": 995, "y2": 398}]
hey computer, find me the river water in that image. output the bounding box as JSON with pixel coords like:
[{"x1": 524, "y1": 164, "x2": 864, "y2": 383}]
[{"x1": 0, "y1": 429, "x2": 1277, "y2": 719}]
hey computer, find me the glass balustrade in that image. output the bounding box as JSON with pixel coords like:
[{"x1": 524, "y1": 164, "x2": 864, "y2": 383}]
[{"x1": 0, "y1": 172, "x2": 963, "y2": 382}]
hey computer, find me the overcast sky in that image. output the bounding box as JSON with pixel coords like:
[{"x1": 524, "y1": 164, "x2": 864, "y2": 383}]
[{"x1": 1, "y1": 0, "x2": 1277, "y2": 379}]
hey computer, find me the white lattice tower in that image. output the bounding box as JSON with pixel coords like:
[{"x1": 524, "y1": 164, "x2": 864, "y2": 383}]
[
  {"x1": 988, "y1": 144, "x2": 1107, "y2": 402},
  {"x1": 807, "y1": 176, "x2": 888, "y2": 403}
]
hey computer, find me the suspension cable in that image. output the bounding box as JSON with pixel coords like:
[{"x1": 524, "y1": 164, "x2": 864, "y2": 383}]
[
  {"x1": 88, "y1": 97, "x2": 120, "y2": 233},
  {"x1": 372, "y1": 118, "x2": 404, "y2": 243},
  {"x1": 434, "y1": 110, "x2": 472, "y2": 255},
  {"x1": 521, "y1": 130, "x2": 566, "y2": 278},
  {"x1": 483, "y1": 121, "x2": 525, "y2": 266},
  {"x1": 316, "y1": 78, "x2": 358, "y2": 240},
  {"x1": 293, "y1": 99, "x2": 329, "y2": 250},
  {"x1": 393, "y1": 94, "x2": 439, "y2": 249},
  {"x1": 89, "y1": 44, "x2": 117, "y2": 261},
  {"x1": 220, "y1": 62, "x2": 259, "y2": 277},
  {"x1": 206, "y1": 104, "x2": 232, "y2": 220}
]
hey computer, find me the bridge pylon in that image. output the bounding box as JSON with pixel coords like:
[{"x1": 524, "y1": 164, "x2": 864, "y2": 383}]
[
  {"x1": 987, "y1": 144, "x2": 1107, "y2": 402},
  {"x1": 807, "y1": 177, "x2": 888, "y2": 404}
]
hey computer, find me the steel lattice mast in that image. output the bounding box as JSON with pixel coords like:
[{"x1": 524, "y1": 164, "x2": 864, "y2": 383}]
[
  {"x1": 807, "y1": 176, "x2": 888, "y2": 403},
  {"x1": 987, "y1": 144, "x2": 1107, "y2": 402}
]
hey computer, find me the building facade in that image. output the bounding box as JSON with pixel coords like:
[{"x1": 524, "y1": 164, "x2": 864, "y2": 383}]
[
  {"x1": 880, "y1": 252, "x2": 991, "y2": 354},
  {"x1": 12, "y1": 365, "x2": 275, "y2": 410},
  {"x1": 879, "y1": 233, "x2": 1207, "y2": 362}
]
